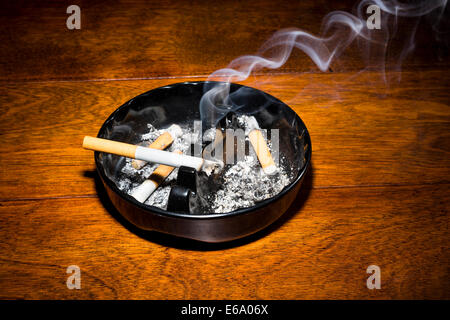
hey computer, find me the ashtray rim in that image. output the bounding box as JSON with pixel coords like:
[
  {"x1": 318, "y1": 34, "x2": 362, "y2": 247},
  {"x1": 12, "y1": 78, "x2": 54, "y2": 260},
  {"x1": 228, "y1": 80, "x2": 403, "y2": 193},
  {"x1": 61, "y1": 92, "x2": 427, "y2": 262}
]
[{"x1": 95, "y1": 81, "x2": 311, "y2": 220}]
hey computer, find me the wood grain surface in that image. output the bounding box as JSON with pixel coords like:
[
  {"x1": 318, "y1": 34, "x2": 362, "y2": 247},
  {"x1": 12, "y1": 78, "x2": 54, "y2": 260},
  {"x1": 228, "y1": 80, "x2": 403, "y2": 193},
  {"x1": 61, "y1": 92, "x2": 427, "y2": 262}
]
[
  {"x1": 1, "y1": 0, "x2": 447, "y2": 82},
  {"x1": 0, "y1": 0, "x2": 448, "y2": 300}
]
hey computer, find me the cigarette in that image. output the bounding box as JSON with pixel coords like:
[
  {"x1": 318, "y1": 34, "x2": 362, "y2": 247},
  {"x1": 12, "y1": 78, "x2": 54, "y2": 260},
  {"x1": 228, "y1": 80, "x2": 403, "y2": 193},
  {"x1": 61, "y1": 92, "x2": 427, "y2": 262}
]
[
  {"x1": 132, "y1": 124, "x2": 182, "y2": 169},
  {"x1": 131, "y1": 150, "x2": 182, "y2": 203},
  {"x1": 82, "y1": 136, "x2": 222, "y2": 174},
  {"x1": 246, "y1": 116, "x2": 277, "y2": 175}
]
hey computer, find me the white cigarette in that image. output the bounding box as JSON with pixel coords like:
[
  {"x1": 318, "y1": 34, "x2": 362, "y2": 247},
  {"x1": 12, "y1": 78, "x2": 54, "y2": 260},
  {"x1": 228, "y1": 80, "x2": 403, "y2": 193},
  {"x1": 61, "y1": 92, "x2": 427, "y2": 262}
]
[
  {"x1": 83, "y1": 136, "x2": 222, "y2": 174},
  {"x1": 132, "y1": 124, "x2": 182, "y2": 169},
  {"x1": 246, "y1": 116, "x2": 277, "y2": 175},
  {"x1": 131, "y1": 150, "x2": 182, "y2": 203}
]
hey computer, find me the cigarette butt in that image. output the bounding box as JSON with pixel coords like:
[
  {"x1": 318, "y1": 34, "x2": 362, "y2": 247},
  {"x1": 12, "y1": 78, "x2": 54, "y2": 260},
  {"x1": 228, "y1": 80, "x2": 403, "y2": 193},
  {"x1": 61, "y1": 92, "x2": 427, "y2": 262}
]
[
  {"x1": 248, "y1": 129, "x2": 277, "y2": 175},
  {"x1": 131, "y1": 150, "x2": 182, "y2": 203},
  {"x1": 132, "y1": 131, "x2": 174, "y2": 169}
]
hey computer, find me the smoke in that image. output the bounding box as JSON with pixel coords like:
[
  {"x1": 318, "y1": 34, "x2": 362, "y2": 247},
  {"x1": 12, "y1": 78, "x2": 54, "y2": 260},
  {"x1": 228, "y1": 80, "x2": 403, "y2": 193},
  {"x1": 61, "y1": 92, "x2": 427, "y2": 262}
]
[{"x1": 200, "y1": 0, "x2": 448, "y2": 127}]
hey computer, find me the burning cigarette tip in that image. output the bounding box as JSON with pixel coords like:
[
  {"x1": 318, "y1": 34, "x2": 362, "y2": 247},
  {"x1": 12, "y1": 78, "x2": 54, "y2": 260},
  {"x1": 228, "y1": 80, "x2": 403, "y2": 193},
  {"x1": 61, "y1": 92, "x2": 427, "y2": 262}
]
[{"x1": 201, "y1": 159, "x2": 224, "y2": 176}]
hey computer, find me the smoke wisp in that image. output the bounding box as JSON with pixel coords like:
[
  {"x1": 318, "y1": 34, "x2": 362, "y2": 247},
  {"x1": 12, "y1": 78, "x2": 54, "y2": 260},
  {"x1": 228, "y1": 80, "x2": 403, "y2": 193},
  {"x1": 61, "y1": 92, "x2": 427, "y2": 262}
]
[{"x1": 200, "y1": 0, "x2": 448, "y2": 127}]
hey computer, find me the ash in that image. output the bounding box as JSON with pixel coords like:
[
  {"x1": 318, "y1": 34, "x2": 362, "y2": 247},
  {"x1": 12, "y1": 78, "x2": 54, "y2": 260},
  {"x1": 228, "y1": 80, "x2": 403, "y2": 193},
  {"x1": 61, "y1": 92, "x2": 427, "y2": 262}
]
[
  {"x1": 207, "y1": 154, "x2": 292, "y2": 213},
  {"x1": 115, "y1": 117, "x2": 296, "y2": 214}
]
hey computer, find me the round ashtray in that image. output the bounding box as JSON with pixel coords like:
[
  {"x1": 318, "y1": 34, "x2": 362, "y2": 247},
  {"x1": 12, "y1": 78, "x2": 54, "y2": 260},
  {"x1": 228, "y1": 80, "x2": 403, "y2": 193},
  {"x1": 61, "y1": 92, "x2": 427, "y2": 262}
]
[{"x1": 94, "y1": 81, "x2": 311, "y2": 242}]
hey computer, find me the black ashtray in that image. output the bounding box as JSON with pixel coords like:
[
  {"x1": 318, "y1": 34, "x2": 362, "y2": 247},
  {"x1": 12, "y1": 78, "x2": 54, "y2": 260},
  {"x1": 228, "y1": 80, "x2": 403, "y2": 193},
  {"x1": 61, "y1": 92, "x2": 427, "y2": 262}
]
[{"x1": 95, "y1": 81, "x2": 311, "y2": 243}]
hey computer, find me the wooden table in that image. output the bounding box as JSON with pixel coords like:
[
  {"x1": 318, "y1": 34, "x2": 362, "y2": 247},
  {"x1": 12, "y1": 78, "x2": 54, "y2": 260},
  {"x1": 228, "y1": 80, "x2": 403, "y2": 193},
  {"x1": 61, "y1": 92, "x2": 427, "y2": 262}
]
[{"x1": 0, "y1": 0, "x2": 448, "y2": 299}]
